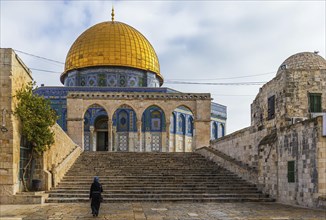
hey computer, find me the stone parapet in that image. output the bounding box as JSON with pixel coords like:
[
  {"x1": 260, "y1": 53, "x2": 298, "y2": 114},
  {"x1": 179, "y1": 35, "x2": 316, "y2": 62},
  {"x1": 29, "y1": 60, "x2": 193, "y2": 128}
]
[
  {"x1": 40, "y1": 124, "x2": 82, "y2": 190},
  {"x1": 210, "y1": 126, "x2": 266, "y2": 168},
  {"x1": 51, "y1": 145, "x2": 82, "y2": 188},
  {"x1": 196, "y1": 147, "x2": 259, "y2": 186}
]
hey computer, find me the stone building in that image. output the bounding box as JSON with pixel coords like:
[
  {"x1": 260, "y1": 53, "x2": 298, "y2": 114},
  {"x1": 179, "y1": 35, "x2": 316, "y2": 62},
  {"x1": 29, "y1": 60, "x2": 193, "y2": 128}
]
[
  {"x1": 201, "y1": 52, "x2": 326, "y2": 208},
  {"x1": 35, "y1": 16, "x2": 227, "y2": 153},
  {"x1": 0, "y1": 49, "x2": 33, "y2": 200}
]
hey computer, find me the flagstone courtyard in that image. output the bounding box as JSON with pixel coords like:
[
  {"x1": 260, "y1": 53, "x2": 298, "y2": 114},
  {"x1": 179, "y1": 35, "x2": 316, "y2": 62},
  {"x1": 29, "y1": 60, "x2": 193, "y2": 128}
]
[{"x1": 1, "y1": 202, "x2": 325, "y2": 220}]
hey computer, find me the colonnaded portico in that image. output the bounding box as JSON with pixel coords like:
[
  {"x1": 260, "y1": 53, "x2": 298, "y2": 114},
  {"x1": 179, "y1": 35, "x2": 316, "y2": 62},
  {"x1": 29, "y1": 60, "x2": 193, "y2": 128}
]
[{"x1": 66, "y1": 92, "x2": 212, "y2": 152}]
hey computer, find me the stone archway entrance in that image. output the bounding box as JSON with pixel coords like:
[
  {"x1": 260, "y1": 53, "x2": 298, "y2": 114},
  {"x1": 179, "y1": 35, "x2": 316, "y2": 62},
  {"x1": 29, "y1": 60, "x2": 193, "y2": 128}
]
[
  {"x1": 95, "y1": 116, "x2": 108, "y2": 151},
  {"x1": 83, "y1": 104, "x2": 108, "y2": 151}
]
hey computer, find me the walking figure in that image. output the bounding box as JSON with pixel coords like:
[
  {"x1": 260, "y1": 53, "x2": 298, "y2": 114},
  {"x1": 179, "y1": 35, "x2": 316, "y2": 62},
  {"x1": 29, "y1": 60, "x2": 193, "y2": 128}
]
[{"x1": 90, "y1": 176, "x2": 103, "y2": 217}]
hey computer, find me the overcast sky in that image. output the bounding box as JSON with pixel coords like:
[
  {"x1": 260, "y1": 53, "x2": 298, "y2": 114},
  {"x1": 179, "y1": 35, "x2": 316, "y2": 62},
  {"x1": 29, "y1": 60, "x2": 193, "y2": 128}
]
[{"x1": 1, "y1": 0, "x2": 325, "y2": 134}]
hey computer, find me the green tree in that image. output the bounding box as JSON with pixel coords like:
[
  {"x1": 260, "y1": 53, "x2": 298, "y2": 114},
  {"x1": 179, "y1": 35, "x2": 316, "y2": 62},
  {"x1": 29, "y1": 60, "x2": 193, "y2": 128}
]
[{"x1": 15, "y1": 82, "x2": 57, "y2": 191}]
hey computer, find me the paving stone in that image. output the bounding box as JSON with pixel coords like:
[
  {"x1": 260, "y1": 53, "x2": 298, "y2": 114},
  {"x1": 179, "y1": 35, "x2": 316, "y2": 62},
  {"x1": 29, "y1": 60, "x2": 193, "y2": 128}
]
[{"x1": 1, "y1": 202, "x2": 325, "y2": 219}]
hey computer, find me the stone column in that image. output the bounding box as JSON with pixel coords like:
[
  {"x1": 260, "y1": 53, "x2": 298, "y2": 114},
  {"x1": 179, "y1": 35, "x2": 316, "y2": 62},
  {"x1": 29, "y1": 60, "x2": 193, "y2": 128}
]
[
  {"x1": 191, "y1": 120, "x2": 195, "y2": 152},
  {"x1": 165, "y1": 121, "x2": 171, "y2": 152},
  {"x1": 193, "y1": 119, "x2": 210, "y2": 149},
  {"x1": 66, "y1": 97, "x2": 84, "y2": 149},
  {"x1": 137, "y1": 120, "x2": 142, "y2": 152},
  {"x1": 108, "y1": 119, "x2": 113, "y2": 152},
  {"x1": 89, "y1": 126, "x2": 95, "y2": 151},
  {"x1": 67, "y1": 118, "x2": 84, "y2": 150}
]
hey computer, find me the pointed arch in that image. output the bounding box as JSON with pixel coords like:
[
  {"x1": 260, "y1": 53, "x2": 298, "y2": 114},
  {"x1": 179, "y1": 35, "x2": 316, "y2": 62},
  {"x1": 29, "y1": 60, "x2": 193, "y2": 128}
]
[
  {"x1": 83, "y1": 104, "x2": 108, "y2": 152},
  {"x1": 112, "y1": 104, "x2": 138, "y2": 152},
  {"x1": 178, "y1": 114, "x2": 186, "y2": 135},
  {"x1": 141, "y1": 105, "x2": 166, "y2": 132},
  {"x1": 171, "y1": 112, "x2": 176, "y2": 133},
  {"x1": 112, "y1": 104, "x2": 137, "y2": 132},
  {"x1": 219, "y1": 123, "x2": 225, "y2": 137},
  {"x1": 171, "y1": 105, "x2": 194, "y2": 152},
  {"x1": 174, "y1": 105, "x2": 194, "y2": 116},
  {"x1": 188, "y1": 116, "x2": 194, "y2": 136},
  {"x1": 213, "y1": 122, "x2": 218, "y2": 139},
  {"x1": 141, "y1": 105, "x2": 166, "y2": 152}
]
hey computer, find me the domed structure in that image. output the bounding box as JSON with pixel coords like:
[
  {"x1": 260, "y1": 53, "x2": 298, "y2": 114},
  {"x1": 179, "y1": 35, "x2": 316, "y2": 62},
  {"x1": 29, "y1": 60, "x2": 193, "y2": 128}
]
[
  {"x1": 33, "y1": 14, "x2": 227, "y2": 155},
  {"x1": 277, "y1": 52, "x2": 326, "y2": 75},
  {"x1": 61, "y1": 20, "x2": 163, "y2": 87}
]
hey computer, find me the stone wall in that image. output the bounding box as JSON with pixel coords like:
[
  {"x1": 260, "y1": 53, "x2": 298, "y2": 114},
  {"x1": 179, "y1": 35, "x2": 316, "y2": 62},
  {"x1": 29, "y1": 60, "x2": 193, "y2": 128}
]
[
  {"x1": 210, "y1": 117, "x2": 325, "y2": 208},
  {"x1": 0, "y1": 48, "x2": 32, "y2": 201},
  {"x1": 196, "y1": 147, "x2": 259, "y2": 185},
  {"x1": 210, "y1": 126, "x2": 266, "y2": 168},
  {"x1": 0, "y1": 49, "x2": 82, "y2": 204},
  {"x1": 41, "y1": 124, "x2": 82, "y2": 190},
  {"x1": 66, "y1": 92, "x2": 212, "y2": 151},
  {"x1": 277, "y1": 117, "x2": 324, "y2": 207}
]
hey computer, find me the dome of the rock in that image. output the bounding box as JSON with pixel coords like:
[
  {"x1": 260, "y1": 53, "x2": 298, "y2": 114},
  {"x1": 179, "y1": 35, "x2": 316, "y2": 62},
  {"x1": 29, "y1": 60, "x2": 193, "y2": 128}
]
[{"x1": 61, "y1": 21, "x2": 162, "y2": 85}]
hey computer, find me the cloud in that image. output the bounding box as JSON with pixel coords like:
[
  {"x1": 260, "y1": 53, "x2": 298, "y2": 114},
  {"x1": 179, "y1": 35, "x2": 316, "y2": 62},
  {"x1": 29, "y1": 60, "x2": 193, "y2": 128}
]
[{"x1": 1, "y1": 0, "x2": 325, "y2": 134}]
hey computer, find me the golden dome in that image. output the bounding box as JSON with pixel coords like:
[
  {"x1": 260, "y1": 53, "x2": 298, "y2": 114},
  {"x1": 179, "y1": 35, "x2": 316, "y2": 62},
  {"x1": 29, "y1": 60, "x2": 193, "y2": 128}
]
[{"x1": 61, "y1": 21, "x2": 162, "y2": 85}]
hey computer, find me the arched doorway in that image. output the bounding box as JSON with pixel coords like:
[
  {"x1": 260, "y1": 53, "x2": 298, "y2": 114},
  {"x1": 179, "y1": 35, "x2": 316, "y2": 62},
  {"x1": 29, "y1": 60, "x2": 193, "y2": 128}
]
[
  {"x1": 84, "y1": 104, "x2": 108, "y2": 151},
  {"x1": 142, "y1": 106, "x2": 165, "y2": 152},
  {"x1": 94, "y1": 116, "x2": 108, "y2": 151}
]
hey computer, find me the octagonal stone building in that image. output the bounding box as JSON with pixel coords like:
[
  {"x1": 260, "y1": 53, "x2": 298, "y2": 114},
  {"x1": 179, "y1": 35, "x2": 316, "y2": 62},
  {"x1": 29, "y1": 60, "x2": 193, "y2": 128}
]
[{"x1": 35, "y1": 16, "x2": 227, "y2": 153}]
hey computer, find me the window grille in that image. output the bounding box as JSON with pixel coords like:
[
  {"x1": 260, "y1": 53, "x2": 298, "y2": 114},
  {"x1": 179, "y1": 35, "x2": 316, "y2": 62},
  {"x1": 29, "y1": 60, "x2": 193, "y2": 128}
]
[
  {"x1": 288, "y1": 161, "x2": 295, "y2": 183},
  {"x1": 309, "y1": 93, "x2": 322, "y2": 113}
]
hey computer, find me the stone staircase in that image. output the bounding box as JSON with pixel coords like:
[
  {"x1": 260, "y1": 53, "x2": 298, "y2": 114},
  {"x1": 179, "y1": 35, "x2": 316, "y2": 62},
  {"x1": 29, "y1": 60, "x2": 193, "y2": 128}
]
[{"x1": 46, "y1": 152, "x2": 274, "y2": 203}]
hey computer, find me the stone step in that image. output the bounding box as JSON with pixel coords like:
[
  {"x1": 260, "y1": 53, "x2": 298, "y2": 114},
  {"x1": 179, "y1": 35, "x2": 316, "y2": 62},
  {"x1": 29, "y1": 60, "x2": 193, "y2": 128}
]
[
  {"x1": 46, "y1": 152, "x2": 273, "y2": 203},
  {"x1": 58, "y1": 178, "x2": 245, "y2": 183},
  {"x1": 49, "y1": 188, "x2": 260, "y2": 193},
  {"x1": 57, "y1": 182, "x2": 255, "y2": 187},
  {"x1": 46, "y1": 197, "x2": 275, "y2": 203},
  {"x1": 53, "y1": 186, "x2": 259, "y2": 190},
  {"x1": 62, "y1": 175, "x2": 239, "y2": 180},
  {"x1": 48, "y1": 193, "x2": 267, "y2": 198}
]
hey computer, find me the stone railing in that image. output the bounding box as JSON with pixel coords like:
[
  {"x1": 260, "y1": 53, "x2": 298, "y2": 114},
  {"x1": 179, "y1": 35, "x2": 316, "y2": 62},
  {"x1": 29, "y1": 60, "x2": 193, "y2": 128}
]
[
  {"x1": 41, "y1": 124, "x2": 82, "y2": 190},
  {"x1": 51, "y1": 145, "x2": 82, "y2": 187},
  {"x1": 210, "y1": 126, "x2": 266, "y2": 168},
  {"x1": 196, "y1": 146, "x2": 259, "y2": 186}
]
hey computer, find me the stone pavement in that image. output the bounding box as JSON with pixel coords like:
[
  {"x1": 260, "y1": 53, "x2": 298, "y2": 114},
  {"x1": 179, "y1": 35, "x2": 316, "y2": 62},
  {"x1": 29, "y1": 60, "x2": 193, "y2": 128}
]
[{"x1": 0, "y1": 202, "x2": 325, "y2": 220}]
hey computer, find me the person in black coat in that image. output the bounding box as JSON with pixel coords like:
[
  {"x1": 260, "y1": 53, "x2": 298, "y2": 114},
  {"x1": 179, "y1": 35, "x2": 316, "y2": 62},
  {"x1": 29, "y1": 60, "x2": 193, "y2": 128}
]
[{"x1": 89, "y1": 176, "x2": 103, "y2": 217}]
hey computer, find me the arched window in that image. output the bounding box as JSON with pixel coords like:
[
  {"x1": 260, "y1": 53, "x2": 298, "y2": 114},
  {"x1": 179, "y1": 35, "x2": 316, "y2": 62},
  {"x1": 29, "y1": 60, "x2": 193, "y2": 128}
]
[
  {"x1": 117, "y1": 110, "x2": 128, "y2": 132},
  {"x1": 220, "y1": 124, "x2": 225, "y2": 137},
  {"x1": 213, "y1": 122, "x2": 218, "y2": 139},
  {"x1": 142, "y1": 106, "x2": 165, "y2": 132},
  {"x1": 171, "y1": 112, "x2": 176, "y2": 133},
  {"x1": 188, "y1": 116, "x2": 193, "y2": 136},
  {"x1": 178, "y1": 114, "x2": 185, "y2": 134}
]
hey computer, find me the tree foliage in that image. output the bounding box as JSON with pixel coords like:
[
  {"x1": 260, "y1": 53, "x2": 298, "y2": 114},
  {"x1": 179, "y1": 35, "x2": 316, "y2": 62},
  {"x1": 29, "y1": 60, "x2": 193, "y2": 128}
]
[{"x1": 15, "y1": 82, "x2": 57, "y2": 154}]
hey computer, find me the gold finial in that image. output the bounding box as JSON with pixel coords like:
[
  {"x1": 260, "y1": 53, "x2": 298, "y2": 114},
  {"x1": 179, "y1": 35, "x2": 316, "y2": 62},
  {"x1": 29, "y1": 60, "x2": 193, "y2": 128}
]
[{"x1": 111, "y1": 6, "x2": 115, "y2": 22}]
